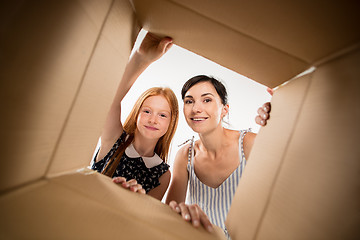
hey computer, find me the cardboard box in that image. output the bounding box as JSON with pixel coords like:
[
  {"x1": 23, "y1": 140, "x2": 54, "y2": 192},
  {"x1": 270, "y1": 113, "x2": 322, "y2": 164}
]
[{"x1": 0, "y1": 0, "x2": 359, "y2": 239}]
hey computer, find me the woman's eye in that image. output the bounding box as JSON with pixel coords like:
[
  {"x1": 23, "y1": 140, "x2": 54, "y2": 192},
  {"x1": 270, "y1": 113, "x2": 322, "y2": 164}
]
[
  {"x1": 184, "y1": 99, "x2": 193, "y2": 104},
  {"x1": 204, "y1": 98, "x2": 212, "y2": 103}
]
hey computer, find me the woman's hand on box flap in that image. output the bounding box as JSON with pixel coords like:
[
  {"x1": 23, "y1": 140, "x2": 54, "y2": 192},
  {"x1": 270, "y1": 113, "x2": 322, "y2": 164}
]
[
  {"x1": 255, "y1": 87, "x2": 273, "y2": 126},
  {"x1": 169, "y1": 200, "x2": 214, "y2": 233}
]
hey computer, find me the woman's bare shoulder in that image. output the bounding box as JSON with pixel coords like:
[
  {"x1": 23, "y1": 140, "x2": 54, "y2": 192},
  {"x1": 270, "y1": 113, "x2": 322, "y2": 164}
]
[
  {"x1": 224, "y1": 128, "x2": 241, "y2": 140},
  {"x1": 175, "y1": 142, "x2": 191, "y2": 161}
]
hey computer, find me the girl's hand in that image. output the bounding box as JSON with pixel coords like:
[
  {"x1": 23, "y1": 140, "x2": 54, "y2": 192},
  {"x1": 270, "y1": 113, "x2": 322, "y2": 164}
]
[
  {"x1": 136, "y1": 32, "x2": 173, "y2": 63},
  {"x1": 112, "y1": 177, "x2": 146, "y2": 194},
  {"x1": 255, "y1": 87, "x2": 273, "y2": 126},
  {"x1": 168, "y1": 200, "x2": 214, "y2": 233}
]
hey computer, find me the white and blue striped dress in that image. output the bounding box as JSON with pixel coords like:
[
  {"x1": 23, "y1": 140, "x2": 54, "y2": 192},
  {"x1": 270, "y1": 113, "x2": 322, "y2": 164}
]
[{"x1": 186, "y1": 130, "x2": 248, "y2": 233}]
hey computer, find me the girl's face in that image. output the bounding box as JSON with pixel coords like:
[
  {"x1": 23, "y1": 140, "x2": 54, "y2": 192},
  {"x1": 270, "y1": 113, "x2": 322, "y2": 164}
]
[
  {"x1": 183, "y1": 81, "x2": 228, "y2": 134},
  {"x1": 136, "y1": 95, "x2": 171, "y2": 141}
]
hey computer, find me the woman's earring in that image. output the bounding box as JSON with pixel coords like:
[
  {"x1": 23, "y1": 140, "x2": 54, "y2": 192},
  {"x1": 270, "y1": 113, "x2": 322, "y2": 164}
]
[{"x1": 222, "y1": 112, "x2": 230, "y2": 126}]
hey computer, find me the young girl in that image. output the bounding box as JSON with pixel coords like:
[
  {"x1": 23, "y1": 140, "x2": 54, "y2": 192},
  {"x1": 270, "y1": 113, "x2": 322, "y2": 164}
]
[
  {"x1": 92, "y1": 33, "x2": 178, "y2": 201},
  {"x1": 166, "y1": 75, "x2": 271, "y2": 234}
]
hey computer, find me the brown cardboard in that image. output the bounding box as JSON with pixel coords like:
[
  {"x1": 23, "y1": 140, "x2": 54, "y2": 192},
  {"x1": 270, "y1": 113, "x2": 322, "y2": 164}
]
[
  {"x1": 226, "y1": 72, "x2": 313, "y2": 239},
  {"x1": 131, "y1": 0, "x2": 308, "y2": 88},
  {"x1": 46, "y1": 0, "x2": 138, "y2": 178},
  {"x1": 0, "y1": 0, "x2": 114, "y2": 192},
  {"x1": 0, "y1": 0, "x2": 359, "y2": 239},
  {"x1": 255, "y1": 48, "x2": 360, "y2": 240},
  {"x1": 0, "y1": 170, "x2": 226, "y2": 239},
  {"x1": 169, "y1": 0, "x2": 360, "y2": 63},
  {"x1": 130, "y1": 0, "x2": 360, "y2": 87},
  {"x1": 226, "y1": 48, "x2": 360, "y2": 239}
]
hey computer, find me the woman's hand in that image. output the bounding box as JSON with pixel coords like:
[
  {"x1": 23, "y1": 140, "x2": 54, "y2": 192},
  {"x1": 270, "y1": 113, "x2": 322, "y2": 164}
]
[
  {"x1": 255, "y1": 102, "x2": 271, "y2": 126},
  {"x1": 168, "y1": 200, "x2": 214, "y2": 232},
  {"x1": 112, "y1": 177, "x2": 146, "y2": 194},
  {"x1": 136, "y1": 32, "x2": 173, "y2": 63},
  {"x1": 255, "y1": 87, "x2": 273, "y2": 126}
]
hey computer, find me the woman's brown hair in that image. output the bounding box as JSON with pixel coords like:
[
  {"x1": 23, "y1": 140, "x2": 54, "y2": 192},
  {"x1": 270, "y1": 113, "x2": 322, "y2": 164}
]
[{"x1": 102, "y1": 87, "x2": 179, "y2": 177}]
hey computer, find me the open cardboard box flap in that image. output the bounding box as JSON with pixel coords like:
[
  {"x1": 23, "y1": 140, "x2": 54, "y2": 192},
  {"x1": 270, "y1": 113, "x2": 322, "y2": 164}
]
[
  {"x1": 131, "y1": 0, "x2": 360, "y2": 87},
  {"x1": 0, "y1": 169, "x2": 226, "y2": 239}
]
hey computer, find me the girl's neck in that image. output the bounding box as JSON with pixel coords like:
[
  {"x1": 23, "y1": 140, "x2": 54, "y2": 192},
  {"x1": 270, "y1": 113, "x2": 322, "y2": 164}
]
[{"x1": 132, "y1": 132, "x2": 158, "y2": 157}]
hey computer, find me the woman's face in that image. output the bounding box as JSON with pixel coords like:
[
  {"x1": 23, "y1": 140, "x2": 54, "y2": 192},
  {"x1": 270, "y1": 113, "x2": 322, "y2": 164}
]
[
  {"x1": 183, "y1": 81, "x2": 228, "y2": 134},
  {"x1": 136, "y1": 95, "x2": 171, "y2": 140}
]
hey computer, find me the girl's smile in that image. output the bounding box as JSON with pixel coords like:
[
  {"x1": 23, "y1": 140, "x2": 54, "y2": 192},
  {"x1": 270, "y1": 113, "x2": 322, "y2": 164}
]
[
  {"x1": 137, "y1": 95, "x2": 171, "y2": 139},
  {"x1": 145, "y1": 125, "x2": 159, "y2": 131}
]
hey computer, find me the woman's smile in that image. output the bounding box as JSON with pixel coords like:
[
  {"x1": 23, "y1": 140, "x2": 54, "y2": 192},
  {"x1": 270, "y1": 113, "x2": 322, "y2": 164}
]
[
  {"x1": 183, "y1": 82, "x2": 228, "y2": 134},
  {"x1": 190, "y1": 117, "x2": 208, "y2": 123}
]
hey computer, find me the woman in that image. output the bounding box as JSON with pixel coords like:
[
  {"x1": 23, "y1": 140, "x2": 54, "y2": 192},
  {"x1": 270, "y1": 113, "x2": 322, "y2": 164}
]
[
  {"x1": 166, "y1": 75, "x2": 271, "y2": 234},
  {"x1": 92, "y1": 32, "x2": 178, "y2": 201}
]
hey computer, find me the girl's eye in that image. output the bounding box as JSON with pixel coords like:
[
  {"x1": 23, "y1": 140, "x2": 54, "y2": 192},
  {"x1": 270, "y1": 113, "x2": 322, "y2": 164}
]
[
  {"x1": 143, "y1": 110, "x2": 150, "y2": 114},
  {"x1": 160, "y1": 113, "x2": 168, "y2": 118}
]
